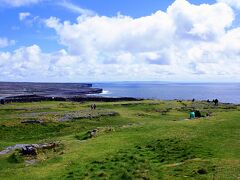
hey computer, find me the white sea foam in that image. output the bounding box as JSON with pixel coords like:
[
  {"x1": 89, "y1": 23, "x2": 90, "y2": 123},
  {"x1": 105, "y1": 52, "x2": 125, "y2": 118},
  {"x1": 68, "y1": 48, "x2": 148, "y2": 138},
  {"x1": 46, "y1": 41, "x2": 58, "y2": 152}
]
[{"x1": 101, "y1": 90, "x2": 110, "y2": 95}]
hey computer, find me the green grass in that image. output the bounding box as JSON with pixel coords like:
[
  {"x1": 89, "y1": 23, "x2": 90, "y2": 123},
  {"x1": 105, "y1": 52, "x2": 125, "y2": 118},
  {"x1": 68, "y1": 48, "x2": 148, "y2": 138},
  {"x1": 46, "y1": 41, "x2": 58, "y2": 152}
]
[{"x1": 0, "y1": 100, "x2": 239, "y2": 179}]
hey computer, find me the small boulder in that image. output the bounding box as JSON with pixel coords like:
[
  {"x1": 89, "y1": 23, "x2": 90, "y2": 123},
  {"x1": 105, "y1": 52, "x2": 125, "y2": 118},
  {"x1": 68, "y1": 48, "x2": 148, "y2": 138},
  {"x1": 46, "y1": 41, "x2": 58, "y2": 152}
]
[
  {"x1": 87, "y1": 129, "x2": 98, "y2": 138},
  {"x1": 21, "y1": 145, "x2": 37, "y2": 156}
]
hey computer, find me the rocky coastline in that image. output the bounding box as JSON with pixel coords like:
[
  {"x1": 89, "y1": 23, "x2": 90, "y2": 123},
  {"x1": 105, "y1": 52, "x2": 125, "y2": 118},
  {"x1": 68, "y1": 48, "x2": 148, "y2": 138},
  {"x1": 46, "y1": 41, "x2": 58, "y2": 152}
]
[
  {"x1": 1, "y1": 94, "x2": 142, "y2": 103},
  {"x1": 0, "y1": 82, "x2": 142, "y2": 103}
]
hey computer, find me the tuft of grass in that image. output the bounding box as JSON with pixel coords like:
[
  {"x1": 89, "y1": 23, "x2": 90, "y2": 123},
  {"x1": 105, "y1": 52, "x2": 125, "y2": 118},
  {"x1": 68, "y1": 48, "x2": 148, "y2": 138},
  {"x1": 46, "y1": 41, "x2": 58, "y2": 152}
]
[{"x1": 7, "y1": 150, "x2": 24, "y2": 163}]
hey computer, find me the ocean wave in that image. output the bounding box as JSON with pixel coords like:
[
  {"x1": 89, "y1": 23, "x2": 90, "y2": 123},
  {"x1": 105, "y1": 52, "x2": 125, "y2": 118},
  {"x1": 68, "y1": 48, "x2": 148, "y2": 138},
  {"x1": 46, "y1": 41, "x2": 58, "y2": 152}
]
[{"x1": 101, "y1": 90, "x2": 110, "y2": 95}]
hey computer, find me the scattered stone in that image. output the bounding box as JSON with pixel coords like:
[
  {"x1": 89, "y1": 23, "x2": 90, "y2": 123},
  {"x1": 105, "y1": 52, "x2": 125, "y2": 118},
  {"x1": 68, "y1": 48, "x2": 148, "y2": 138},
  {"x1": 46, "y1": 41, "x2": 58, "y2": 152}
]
[
  {"x1": 88, "y1": 129, "x2": 98, "y2": 138},
  {"x1": 78, "y1": 127, "x2": 116, "y2": 140},
  {"x1": 58, "y1": 114, "x2": 73, "y2": 122},
  {"x1": 39, "y1": 143, "x2": 58, "y2": 150},
  {"x1": 21, "y1": 120, "x2": 44, "y2": 124}
]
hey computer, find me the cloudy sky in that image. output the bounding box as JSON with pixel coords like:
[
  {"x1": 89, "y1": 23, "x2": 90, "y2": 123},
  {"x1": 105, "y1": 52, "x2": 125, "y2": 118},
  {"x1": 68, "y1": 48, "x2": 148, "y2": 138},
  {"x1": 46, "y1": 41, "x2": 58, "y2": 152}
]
[{"x1": 0, "y1": 0, "x2": 239, "y2": 82}]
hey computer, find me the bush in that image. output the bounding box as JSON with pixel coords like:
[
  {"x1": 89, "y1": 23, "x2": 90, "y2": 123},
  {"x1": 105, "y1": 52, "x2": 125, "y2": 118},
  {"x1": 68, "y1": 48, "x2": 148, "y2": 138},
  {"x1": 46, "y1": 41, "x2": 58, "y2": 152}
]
[{"x1": 8, "y1": 150, "x2": 24, "y2": 163}]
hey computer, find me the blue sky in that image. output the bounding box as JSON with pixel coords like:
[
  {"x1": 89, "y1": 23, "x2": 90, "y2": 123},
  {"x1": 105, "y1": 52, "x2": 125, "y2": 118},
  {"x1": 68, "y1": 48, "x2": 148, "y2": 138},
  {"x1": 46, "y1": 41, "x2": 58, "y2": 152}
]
[
  {"x1": 0, "y1": 0, "x2": 217, "y2": 52},
  {"x1": 0, "y1": 0, "x2": 239, "y2": 82}
]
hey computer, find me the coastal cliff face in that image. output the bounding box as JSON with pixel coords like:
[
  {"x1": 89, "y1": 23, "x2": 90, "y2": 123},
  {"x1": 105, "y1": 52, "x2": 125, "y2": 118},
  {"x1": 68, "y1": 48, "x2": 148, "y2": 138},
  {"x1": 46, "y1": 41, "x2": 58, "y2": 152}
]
[
  {"x1": 2, "y1": 95, "x2": 141, "y2": 103},
  {"x1": 0, "y1": 82, "x2": 140, "y2": 104},
  {"x1": 0, "y1": 82, "x2": 142, "y2": 103},
  {"x1": 0, "y1": 82, "x2": 103, "y2": 101}
]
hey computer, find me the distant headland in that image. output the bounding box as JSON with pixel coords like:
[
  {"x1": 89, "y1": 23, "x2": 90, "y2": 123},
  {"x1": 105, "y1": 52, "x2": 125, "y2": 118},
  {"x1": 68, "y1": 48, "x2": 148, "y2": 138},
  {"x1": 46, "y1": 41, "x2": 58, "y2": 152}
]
[
  {"x1": 0, "y1": 82, "x2": 102, "y2": 98},
  {"x1": 0, "y1": 82, "x2": 141, "y2": 103}
]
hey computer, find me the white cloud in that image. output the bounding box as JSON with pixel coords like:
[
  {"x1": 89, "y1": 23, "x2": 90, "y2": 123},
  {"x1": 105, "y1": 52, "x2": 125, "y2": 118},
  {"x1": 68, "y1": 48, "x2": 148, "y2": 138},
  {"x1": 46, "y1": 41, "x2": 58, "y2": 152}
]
[
  {"x1": 217, "y1": 0, "x2": 240, "y2": 9},
  {"x1": 19, "y1": 12, "x2": 31, "y2": 21},
  {"x1": 19, "y1": 13, "x2": 41, "y2": 27},
  {"x1": 0, "y1": 38, "x2": 15, "y2": 48},
  {"x1": 57, "y1": 0, "x2": 96, "y2": 16},
  {"x1": 0, "y1": 0, "x2": 240, "y2": 82},
  {"x1": 0, "y1": 45, "x2": 50, "y2": 81},
  {"x1": 0, "y1": 0, "x2": 42, "y2": 7},
  {"x1": 168, "y1": 0, "x2": 234, "y2": 40}
]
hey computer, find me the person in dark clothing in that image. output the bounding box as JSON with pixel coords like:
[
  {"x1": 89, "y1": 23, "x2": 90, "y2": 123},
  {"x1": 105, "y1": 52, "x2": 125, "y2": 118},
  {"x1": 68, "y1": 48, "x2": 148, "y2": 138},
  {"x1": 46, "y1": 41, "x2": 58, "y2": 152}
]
[
  {"x1": 93, "y1": 104, "x2": 96, "y2": 110},
  {"x1": 194, "y1": 110, "x2": 202, "y2": 118},
  {"x1": 212, "y1": 99, "x2": 219, "y2": 106},
  {"x1": 192, "y1": 98, "x2": 195, "y2": 102},
  {"x1": 0, "y1": 99, "x2": 4, "y2": 105}
]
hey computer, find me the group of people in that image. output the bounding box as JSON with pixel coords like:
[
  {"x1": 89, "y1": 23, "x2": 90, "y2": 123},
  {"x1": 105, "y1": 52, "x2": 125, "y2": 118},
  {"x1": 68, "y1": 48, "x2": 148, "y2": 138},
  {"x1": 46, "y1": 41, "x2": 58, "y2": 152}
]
[
  {"x1": 206, "y1": 99, "x2": 219, "y2": 105},
  {"x1": 189, "y1": 110, "x2": 201, "y2": 119},
  {"x1": 192, "y1": 98, "x2": 219, "y2": 106},
  {"x1": 189, "y1": 110, "x2": 212, "y2": 119},
  {"x1": 189, "y1": 98, "x2": 219, "y2": 119},
  {"x1": 90, "y1": 103, "x2": 97, "y2": 110}
]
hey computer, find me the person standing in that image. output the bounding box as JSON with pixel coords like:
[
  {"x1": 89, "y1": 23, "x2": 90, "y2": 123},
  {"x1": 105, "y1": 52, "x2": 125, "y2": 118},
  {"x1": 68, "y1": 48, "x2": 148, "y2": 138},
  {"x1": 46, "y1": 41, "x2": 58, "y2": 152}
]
[
  {"x1": 0, "y1": 99, "x2": 4, "y2": 105},
  {"x1": 190, "y1": 111, "x2": 195, "y2": 119}
]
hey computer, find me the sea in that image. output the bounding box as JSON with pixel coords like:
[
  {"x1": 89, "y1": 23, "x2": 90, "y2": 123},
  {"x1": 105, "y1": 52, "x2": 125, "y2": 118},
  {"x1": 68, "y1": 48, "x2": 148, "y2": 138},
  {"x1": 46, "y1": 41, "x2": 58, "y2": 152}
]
[{"x1": 92, "y1": 82, "x2": 240, "y2": 104}]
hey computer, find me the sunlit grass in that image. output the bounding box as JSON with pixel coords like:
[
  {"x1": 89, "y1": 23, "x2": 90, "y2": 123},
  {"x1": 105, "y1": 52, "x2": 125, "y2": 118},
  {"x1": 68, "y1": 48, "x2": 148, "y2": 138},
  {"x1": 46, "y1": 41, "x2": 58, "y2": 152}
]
[{"x1": 0, "y1": 100, "x2": 239, "y2": 179}]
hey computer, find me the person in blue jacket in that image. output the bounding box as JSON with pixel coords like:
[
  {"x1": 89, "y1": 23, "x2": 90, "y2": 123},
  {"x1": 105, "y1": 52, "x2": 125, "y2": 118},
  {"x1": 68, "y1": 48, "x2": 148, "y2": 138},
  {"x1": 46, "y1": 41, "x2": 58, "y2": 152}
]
[{"x1": 189, "y1": 111, "x2": 195, "y2": 119}]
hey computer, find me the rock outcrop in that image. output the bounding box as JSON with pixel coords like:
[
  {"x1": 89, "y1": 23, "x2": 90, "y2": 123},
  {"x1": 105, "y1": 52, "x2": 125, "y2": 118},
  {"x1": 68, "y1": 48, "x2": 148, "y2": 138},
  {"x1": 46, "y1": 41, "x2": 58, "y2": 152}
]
[{"x1": 0, "y1": 143, "x2": 58, "y2": 155}]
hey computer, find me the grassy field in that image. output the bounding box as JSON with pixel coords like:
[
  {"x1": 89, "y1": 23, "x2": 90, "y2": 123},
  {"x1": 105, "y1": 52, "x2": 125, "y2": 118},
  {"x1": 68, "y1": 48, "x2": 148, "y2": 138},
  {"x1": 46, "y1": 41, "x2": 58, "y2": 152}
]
[{"x1": 0, "y1": 100, "x2": 239, "y2": 179}]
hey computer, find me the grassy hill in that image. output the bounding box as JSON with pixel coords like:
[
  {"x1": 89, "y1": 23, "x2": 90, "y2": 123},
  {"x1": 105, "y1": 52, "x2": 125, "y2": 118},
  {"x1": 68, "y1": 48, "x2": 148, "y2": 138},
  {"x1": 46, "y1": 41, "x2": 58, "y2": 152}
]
[{"x1": 0, "y1": 100, "x2": 239, "y2": 179}]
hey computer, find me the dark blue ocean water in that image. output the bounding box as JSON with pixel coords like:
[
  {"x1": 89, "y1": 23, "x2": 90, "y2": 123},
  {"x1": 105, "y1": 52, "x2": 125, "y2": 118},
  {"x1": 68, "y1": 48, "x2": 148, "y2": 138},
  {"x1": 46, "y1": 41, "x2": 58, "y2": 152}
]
[{"x1": 93, "y1": 82, "x2": 240, "y2": 104}]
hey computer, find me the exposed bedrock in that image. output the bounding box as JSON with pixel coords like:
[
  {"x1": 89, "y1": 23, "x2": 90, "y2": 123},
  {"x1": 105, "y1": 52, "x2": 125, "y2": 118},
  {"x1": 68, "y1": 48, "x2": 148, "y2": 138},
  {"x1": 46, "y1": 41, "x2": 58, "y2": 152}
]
[{"x1": 1, "y1": 95, "x2": 142, "y2": 103}]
